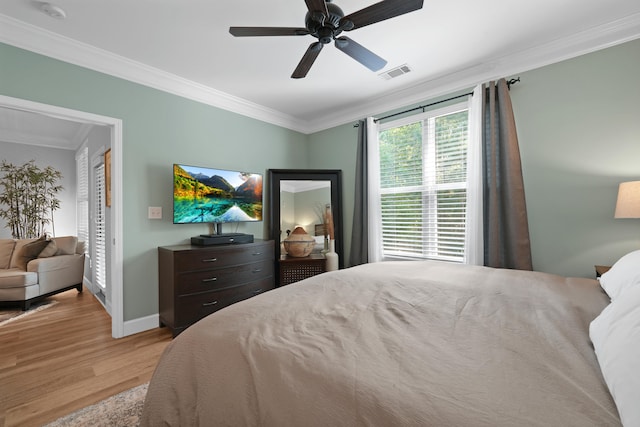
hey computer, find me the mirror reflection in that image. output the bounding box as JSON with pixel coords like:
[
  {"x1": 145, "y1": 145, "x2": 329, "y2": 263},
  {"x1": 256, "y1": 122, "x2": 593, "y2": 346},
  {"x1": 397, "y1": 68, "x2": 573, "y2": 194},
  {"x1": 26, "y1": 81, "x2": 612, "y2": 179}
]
[{"x1": 280, "y1": 180, "x2": 331, "y2": 253}]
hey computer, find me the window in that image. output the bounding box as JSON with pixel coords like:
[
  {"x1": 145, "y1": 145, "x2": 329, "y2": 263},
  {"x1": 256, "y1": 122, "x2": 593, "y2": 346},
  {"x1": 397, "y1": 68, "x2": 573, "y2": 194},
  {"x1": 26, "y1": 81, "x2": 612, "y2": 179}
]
[{"x1": 375, "y1": 103, "x2": 469, "y2": 262}]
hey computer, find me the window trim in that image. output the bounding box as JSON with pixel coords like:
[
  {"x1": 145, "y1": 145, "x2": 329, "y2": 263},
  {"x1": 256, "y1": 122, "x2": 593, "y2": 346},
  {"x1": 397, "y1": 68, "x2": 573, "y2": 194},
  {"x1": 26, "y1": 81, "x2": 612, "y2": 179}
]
[{"x1": 374, "y1": 101, "x2": 470, "y2": 263}]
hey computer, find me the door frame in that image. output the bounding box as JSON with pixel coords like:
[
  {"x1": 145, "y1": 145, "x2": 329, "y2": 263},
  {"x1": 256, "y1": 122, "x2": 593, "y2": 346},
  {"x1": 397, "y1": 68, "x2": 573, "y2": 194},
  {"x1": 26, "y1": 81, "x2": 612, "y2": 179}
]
[{"x1": 0, "y1": 95, "x2": 124, "y2": 338}]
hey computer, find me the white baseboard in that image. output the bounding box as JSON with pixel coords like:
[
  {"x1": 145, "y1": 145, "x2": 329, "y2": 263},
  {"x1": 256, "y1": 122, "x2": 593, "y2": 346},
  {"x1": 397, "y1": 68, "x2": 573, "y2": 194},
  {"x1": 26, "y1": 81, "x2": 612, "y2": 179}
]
[
  {"x1": 83, "y1": 277, "x2": 96, "y2": 293},
  {"x1": 123, "y1": 313, "x2": 161, "y2": 337}
]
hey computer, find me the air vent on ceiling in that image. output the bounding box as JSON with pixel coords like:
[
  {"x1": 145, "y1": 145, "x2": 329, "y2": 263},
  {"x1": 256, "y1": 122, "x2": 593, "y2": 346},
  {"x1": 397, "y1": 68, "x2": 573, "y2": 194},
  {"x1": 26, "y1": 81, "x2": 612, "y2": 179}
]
[{"x1": 379, "y1": 64, "x2": 412, "y2": 80}]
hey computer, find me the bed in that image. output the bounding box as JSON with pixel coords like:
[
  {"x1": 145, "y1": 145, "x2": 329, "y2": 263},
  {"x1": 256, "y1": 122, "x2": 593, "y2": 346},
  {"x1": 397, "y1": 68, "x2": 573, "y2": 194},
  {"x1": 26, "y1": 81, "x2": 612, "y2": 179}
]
[{"x1": 141, "y1": 256, "x2": 640, "y2": 426}]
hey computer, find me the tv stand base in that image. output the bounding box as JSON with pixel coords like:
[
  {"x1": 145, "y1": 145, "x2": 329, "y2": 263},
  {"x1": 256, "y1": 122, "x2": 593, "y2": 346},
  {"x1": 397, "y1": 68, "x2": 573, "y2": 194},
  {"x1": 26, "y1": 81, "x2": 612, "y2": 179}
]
[{"x1": 191, "y1": 233, "x2": 254, "y2": 246}]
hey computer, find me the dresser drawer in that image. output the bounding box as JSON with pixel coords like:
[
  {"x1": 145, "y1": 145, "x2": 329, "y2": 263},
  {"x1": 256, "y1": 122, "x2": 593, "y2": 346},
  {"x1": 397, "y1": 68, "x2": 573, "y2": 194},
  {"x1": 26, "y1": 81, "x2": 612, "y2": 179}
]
[
  {"x1": 173, "y1": 243, "x2": 273, "y2": 272},
  {"x1": 175, "y1": 278, "x2": 273, "y2": 327},
  {"x1": 176, "y1": 260, "x2": 273, "y2": 295},
  {"x1": 159, "y1": 240, "x2": 275, "y2": 337}
]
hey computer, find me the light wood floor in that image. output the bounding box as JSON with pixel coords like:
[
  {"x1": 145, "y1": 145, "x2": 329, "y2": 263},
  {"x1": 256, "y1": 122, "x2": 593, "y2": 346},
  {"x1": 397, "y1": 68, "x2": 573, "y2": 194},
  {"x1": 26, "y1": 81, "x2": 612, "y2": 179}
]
[{"x1": 0, "y1": 288, "x2": 172, "y2": 427}]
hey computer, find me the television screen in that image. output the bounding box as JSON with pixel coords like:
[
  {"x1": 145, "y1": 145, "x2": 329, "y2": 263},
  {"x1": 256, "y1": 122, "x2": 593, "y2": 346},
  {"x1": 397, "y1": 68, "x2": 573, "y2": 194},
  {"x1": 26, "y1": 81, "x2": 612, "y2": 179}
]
[{"x1": 173, "y1": 164, "x2": 263, "y2": 224}]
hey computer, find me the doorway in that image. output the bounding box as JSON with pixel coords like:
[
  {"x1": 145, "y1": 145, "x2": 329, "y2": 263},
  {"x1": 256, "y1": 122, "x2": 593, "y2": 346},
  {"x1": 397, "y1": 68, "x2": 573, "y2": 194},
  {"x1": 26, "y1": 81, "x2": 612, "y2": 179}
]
[{"x1": 0, "y1": 94, "x2": 124, "y2": 337}]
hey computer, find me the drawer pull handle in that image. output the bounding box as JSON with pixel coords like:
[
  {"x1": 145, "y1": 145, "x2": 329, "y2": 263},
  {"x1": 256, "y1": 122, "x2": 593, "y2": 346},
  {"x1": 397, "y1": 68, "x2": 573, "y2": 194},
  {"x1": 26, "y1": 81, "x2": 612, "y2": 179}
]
[
  {"x1": 202, "y1": 258, "x2": 217, "y2": 263},
  {"x1": 252, "y1": 252, "x2": 262, "y2": 256},
  {"x1": 252, "y1": 289, "x2": 263, "y2": 295},
  {"x1": 202, "y1": 301, "x2": 218, "y2": 307},
  {"x1": 202, "y1": 277, "x2": 217, "y2": 283},
  {"x1": 252, "y1": 269, "x2": 262, "y2": 273}
]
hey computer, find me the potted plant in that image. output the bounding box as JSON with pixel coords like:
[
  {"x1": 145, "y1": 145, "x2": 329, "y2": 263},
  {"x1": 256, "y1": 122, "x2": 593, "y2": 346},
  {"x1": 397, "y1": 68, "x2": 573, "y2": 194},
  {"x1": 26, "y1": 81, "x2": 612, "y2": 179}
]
[{"x1": 0, "y1": 159, "x2": 63, "y2": 239}]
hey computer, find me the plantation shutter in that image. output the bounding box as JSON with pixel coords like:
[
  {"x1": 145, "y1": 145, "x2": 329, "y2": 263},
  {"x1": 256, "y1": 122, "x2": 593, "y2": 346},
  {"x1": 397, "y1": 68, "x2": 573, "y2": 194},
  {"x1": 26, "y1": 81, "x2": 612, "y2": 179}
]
[
  {"x1": 378, "y1": 105, "x2": 469, "y2": 262},
  {"x1": 94, "y1": 163, "x2": 106, "y2": 290},
  {"x1": 76, "y1": 146, "x2": 89, "y2": 248}
]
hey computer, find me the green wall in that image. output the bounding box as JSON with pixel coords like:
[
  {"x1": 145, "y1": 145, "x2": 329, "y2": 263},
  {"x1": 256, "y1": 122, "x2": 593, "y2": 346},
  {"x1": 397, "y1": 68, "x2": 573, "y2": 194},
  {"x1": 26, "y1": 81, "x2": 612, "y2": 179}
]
[
  {"x1": 0, "y1": 42, "x2": 308, "y2": 321},
  {"x1": 513, "y1": 39, "x2": 640, "y2": 277},
  {"x1": 309, "y1": 38, "x2": 640, "y2": 278},
  {"x1": 307, "y1": 123, "x2": 358, "y2": 265}
]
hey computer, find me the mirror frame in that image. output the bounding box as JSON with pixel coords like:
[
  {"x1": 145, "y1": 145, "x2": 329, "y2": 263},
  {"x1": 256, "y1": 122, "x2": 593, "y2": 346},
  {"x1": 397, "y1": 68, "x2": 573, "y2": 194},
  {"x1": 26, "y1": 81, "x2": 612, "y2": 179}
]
[{"x1": 268, "y1": 169, "x2": 344, "y2": 284}]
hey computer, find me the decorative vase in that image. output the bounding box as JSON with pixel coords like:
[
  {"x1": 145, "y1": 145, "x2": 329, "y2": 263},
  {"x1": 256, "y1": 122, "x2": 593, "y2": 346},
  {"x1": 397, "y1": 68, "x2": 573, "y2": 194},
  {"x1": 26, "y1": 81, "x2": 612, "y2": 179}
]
[
  {"x1": 325, "y1": 239, "x2": 339, "y2": 271},
  {"x1": 283, "y1": 226, "x2": 315, "y2": 257}
]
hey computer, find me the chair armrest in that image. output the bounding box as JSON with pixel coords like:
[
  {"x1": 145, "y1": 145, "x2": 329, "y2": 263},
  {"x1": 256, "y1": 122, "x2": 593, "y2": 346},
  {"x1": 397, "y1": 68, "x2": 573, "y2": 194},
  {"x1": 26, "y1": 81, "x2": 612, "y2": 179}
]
[
  {"x1": 27, "y1": 254, "x2": 85, "y2": 294},
  {"x1": 27, "y1": 254, "x2": 84, "y2": 273}
]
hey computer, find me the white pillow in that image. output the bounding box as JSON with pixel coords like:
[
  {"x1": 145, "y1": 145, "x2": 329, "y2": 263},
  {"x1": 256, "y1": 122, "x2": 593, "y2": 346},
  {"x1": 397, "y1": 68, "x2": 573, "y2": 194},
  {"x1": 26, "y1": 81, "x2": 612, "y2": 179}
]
[
  {"x1": 599, "y1": 249, "x2": 640, "y2": 300},
  {"x1": 590, "y1": 285, "x2": 640, "y2": 427}
]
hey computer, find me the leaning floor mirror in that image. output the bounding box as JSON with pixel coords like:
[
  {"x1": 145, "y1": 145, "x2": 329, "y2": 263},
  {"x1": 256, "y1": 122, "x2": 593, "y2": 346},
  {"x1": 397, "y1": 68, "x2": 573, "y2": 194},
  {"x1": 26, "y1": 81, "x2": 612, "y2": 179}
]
[{"x1": 268, "y1": 169, "x2": 344, "y2": 284}]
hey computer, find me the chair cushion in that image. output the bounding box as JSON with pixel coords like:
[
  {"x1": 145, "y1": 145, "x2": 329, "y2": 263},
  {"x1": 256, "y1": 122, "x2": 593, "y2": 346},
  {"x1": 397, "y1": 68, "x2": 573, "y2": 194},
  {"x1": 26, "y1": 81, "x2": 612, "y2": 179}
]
[
  {"x1": 53, "y1": 236, "x2": 78, "y2": 255},
  {"x1": 14, "y1": 236, "x2": 49, "y2": 270},
  {"x1": 38, "y1": 240, "x2": 58, "y2": 258},
  {"x1": 10, "y1": 238, "x2": 37, "y2": 269},
  {"x1": 0, "y1": 269, "x2": 38, "y2": 288},
  {"x1": 0, "y1": 239, "x2": 16, "y2": 269}
]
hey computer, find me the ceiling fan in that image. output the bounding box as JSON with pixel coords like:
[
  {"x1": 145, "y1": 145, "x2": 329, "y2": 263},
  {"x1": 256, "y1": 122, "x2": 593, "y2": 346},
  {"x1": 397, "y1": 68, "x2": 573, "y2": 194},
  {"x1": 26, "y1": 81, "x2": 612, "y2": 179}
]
[{"x1": 229, "y1": 0, "x2": 424, "y2": 79}]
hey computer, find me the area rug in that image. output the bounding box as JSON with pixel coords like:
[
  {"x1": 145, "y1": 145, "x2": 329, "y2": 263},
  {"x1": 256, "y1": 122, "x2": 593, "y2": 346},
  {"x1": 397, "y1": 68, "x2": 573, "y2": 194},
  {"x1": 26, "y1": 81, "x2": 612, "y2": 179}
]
[
  {"x1": 0, "y1": 300, "x2": 58, "y2": 326},
  {"x1": 45, "y1": 382, "x2": 149, "y2": 427}
]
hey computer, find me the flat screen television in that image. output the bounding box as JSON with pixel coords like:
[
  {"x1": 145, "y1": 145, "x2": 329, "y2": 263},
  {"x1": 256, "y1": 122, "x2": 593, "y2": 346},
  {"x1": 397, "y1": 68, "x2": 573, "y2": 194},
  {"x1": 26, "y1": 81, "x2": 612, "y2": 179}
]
[{"x1": 173, "y1": 164, "x2": 263, "y2": 231}]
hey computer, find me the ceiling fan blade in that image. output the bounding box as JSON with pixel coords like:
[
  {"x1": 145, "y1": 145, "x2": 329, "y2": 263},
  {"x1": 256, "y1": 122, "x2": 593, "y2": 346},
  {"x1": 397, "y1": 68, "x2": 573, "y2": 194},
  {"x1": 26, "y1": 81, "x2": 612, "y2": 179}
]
[
  {"x1": 292, "y1": 42, "x2": 324, "y2": 79},
  {"x1": 341, "y1": 0, "x2": 424, "y2": 30},
  {"x1": 229, "y1": 27, "x2": 310, "y2": 37},
  {"x1": 304, "y1": 0, "x2": 329, "y2": 16},
  {"x1": 335, "y1": 36, "x2": 387, "y2": 71}
]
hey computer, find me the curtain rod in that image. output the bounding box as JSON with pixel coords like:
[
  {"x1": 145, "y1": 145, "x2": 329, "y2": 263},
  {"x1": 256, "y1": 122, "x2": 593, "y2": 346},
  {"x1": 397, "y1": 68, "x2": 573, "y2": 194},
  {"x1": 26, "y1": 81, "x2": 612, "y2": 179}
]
[
  {"x1": 366, "y1": 77, "x2": 521, "y2": 124},
  {"x1": 373, "y1": 92, "x2": 472, "y2": 123}
]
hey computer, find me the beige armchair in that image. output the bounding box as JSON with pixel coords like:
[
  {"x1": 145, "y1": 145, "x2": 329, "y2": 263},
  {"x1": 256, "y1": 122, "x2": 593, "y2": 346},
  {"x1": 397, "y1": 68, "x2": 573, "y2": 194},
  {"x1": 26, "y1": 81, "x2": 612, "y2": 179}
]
[{"x1": 0, "y1": 236, "x2": 85, "y2": 310}]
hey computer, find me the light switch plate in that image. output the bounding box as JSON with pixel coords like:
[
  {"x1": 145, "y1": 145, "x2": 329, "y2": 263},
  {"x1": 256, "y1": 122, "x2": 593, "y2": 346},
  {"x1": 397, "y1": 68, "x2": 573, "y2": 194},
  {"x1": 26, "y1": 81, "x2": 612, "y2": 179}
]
[{"x1": 148, "y1": 206, "x2": 162, "y2": 219}]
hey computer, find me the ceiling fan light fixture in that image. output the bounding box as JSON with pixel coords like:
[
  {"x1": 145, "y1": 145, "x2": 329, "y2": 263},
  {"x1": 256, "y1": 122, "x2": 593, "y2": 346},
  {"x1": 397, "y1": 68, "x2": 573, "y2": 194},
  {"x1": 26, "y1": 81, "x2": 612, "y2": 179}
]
[
  {"x1": 317, "y1": 27, "x2": 333, "y2": 44},
  {"x1": 39, "y1": 2, "x2": 67, "y2": 19}
]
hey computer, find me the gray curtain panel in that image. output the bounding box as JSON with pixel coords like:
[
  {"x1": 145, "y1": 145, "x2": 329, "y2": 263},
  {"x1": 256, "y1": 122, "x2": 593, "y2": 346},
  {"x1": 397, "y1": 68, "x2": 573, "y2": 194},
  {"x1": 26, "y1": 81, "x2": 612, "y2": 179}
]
[
  {"x1": 482, "y1": 79, "x2": 533, "y2": 270},
  {"x1": 349, "y1": 120, "x2": 369, "y2": 267}
]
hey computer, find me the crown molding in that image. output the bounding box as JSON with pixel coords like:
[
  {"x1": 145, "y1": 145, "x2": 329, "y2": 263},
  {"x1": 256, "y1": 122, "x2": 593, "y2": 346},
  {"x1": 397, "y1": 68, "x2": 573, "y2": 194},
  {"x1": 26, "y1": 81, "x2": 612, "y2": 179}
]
[
  {"x1": 1, "y1": 12, "x2": 639, "y2": 135},
  {"x1": 304, "y1": 12, "x2": 640, "y2": 133},
  {"x1": 0, "y1": 14, "x2": 308, "y2": 134}
]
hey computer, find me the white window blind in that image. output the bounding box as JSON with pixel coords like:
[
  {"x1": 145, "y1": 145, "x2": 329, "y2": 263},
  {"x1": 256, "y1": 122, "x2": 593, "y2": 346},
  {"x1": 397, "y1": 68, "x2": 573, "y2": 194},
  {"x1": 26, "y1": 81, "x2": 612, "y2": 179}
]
[
  {"x1": 75, "y1": 147, "x2": 89, "y2": 248},
  {"x1": 377, "y1": 103, "x2": 469, "y2": 262},
  {"x1": 94, "y1": 163, "x2": 106, "y2": 290}
]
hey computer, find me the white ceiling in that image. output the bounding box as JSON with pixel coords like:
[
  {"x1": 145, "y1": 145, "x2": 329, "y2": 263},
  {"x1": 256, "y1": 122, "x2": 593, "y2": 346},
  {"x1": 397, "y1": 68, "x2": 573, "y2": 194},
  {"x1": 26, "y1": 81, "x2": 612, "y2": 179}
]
[
  {"x1": 0, "y1": 105, "x2": 94, "y2": 149},
  {"x1": 1, "y1": 0, "x2": 640, "y2": 137}
]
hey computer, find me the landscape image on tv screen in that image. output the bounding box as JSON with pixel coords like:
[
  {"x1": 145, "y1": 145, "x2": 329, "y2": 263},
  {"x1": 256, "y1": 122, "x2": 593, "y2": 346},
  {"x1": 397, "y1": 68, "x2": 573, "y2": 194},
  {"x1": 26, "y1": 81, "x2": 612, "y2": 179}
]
[{"x1": 173, "y1": 164, "x2": 263, "y2": 224}]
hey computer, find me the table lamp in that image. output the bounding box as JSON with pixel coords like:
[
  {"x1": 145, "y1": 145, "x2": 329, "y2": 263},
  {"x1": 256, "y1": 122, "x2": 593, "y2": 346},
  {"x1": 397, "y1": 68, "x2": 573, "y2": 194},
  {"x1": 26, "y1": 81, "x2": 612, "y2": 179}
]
[{"x1": 614, "y1": 181, "x2": 640, "y2": 218}]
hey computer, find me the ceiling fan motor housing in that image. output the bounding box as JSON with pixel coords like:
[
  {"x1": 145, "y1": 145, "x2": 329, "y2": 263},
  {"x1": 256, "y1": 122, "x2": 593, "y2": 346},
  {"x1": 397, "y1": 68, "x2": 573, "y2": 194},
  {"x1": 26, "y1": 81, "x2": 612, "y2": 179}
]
[{"x1": 305, "y1": 2, "x2": 345, "y2": 44}]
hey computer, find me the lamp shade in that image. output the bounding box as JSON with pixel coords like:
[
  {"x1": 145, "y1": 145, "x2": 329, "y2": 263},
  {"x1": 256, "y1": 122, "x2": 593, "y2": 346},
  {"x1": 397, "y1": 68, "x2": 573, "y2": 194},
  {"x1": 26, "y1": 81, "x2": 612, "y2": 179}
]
[{"x1": 614, "y1": 181, "x2": 640, "y2": 218}]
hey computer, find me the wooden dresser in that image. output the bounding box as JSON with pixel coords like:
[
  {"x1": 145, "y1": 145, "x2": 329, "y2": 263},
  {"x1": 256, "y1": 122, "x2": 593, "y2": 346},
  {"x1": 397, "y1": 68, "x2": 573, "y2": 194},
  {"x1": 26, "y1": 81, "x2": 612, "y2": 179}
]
[{"x1": 158, "y1": 240, "x2": 274, "y2": 337}]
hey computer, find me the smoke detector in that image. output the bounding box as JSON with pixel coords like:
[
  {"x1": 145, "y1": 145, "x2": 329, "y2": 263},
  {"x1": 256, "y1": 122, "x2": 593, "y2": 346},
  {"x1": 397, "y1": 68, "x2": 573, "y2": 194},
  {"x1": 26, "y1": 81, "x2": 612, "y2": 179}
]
[
  {"x1": 40, "y1": 2, "x2": 67, "y2": 19},
  {"x1": 379, "y1": 64, "x2": 412, "y2": 80}
]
